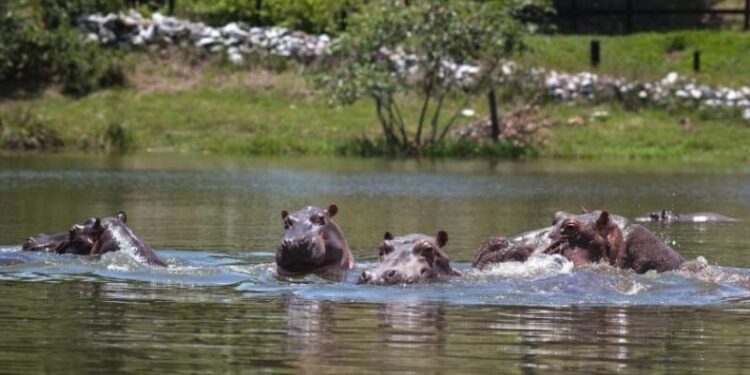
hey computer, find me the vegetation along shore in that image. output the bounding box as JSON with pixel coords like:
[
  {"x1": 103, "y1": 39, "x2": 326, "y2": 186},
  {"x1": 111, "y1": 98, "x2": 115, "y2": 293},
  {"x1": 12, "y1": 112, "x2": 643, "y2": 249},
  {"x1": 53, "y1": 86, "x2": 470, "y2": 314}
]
[{"x1": 1, "y1": 1, "x2": 749, "y2": 160}]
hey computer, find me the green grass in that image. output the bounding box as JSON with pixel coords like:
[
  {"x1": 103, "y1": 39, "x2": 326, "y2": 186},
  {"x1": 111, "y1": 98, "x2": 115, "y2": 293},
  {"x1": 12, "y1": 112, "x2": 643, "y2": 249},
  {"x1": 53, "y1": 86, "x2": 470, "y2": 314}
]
[
  {"x1": 540, "y1": 103, "x2": 750, "y2": 160},
  {"x1": 520, "y1": 30, "x2": 750, "y2": 86},
  {"x1": 3, "y1": 30, "x2": 750, "y2": 160}
]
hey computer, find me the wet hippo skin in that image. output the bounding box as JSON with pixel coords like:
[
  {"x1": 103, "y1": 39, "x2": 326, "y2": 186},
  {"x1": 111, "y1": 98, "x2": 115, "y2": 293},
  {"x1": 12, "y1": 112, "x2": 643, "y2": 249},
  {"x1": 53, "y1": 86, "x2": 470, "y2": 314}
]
[
  {"x1": 55, "y1": 212, "x2": 167, "y2": 267},
  {"x1": 358, "y1": 231, "x2": 460, "y2": 285},
  {"x1": 475, "y1": 210, "x2": 685, "y2": 274},
  {"x1": 276, "y1": 204, "x2": 354, "y2": 277}
]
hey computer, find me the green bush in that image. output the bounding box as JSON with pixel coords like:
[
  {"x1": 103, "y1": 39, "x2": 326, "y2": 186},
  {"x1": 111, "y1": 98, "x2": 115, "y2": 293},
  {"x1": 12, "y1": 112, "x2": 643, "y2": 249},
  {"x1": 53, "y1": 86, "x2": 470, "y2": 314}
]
[
  {"x1": 0, "y1": 1, "x2": 126, "y2": 97},
  {"x1": 0, "y1": 112, "x2": 64, "y2": 151}
]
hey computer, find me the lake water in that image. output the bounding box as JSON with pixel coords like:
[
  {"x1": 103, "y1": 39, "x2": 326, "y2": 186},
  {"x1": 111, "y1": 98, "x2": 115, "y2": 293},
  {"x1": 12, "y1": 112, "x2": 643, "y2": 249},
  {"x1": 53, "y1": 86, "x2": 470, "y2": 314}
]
[{"x1": 1, "y1": 154, "x2": 749, "y2": 373}]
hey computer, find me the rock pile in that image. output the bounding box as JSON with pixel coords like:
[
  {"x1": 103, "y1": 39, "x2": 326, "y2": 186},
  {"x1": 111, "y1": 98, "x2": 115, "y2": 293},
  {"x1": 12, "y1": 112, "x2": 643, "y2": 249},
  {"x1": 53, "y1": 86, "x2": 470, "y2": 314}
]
[
  {"x1": 538, "y1": 69, "x2": 750, "y2": 115},
  {"x1": 78, "y1": 10, "x2": 331, "y2": 63}
]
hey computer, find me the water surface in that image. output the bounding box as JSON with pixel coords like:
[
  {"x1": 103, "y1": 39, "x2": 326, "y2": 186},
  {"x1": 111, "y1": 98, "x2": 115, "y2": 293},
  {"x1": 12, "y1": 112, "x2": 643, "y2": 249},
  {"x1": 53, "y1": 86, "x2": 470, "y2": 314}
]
[{"x1": 1, "y1": 154, "x2": 749, "y2": 373}]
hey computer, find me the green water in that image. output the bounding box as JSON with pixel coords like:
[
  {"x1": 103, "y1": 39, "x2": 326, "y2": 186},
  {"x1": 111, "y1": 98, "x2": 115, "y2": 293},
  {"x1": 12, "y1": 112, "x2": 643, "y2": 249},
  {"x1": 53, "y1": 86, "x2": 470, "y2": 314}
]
[{"x1": 1, "y1": 154, "x2": 749, "y2": 374}]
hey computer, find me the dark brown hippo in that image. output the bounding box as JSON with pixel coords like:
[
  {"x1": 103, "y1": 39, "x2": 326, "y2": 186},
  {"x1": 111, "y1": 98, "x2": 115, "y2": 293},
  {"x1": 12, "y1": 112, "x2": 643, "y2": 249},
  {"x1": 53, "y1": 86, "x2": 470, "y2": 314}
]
[
  {"x1": 357, "y1": 231, "x2": 461, "y2": 285},
  {"x1": 635, "y1": 210, "x2": 738, "y2": 223},
  {"x1": 56, "y1": 214, "x2": 167, "y2": 267},
  {"x1": 23, "y1": 212, "x2": 128, "y2": 253},
  {"x1": 474, "y1": 210, "x2": 685, "y2": 274},
  {"x1": 276, "y1": 204, "x2": 354, "y2": 277}
]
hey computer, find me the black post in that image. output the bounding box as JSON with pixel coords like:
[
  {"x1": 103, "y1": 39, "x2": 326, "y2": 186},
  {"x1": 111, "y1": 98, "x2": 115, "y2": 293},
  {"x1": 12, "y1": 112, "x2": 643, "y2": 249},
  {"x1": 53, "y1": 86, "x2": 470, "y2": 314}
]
[
  {"x1": 693, "y1": 50, "x2": 701, "y2": 72},
  {"x1": 745, "y1": 0, "x2": 750, "y2": 31},
  {"x1": 625, "y1": 0, "x2": 634, "y2": 34},
  {"x1": 488, "y1": 89, "x2": 500, "y2": 142},
  {"x1": 590, "y1": 40, "x2": 600, "y2": 68}
]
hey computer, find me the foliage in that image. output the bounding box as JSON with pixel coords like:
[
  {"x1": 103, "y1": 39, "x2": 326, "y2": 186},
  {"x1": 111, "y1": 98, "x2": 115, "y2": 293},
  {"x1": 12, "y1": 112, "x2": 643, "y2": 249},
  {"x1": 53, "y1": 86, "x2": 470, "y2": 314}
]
[
  {"x1": 0, "y1": 111, "x2": 64, "y2": 151},
  {"x1": 177, "y1": 0, "x2": 362, "y2": 34},
  {"x1": 316, "y1": 0, "x2": 528, "y2": 155},
  {"x1": 0, "y1": 0, "x2": 126, "y2": 97}
]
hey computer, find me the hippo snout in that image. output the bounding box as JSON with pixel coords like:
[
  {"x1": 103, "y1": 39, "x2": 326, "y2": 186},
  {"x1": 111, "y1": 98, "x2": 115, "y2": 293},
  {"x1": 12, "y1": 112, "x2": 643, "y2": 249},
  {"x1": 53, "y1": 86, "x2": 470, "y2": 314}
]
[{"x1": 358, "y1": 271, "x2": 374, "y2": 284}]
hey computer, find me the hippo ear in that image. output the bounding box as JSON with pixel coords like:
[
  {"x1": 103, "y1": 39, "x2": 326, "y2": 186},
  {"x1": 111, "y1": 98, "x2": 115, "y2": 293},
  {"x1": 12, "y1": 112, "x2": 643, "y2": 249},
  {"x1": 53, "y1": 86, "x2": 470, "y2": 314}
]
[
  {"x1": 327, "y1": 204, "x2": 338, "y2": 218},
  {"x1": 383, "y1": 231, "x2": 394, "y2": 240},
  {"x1": 93, "y1": 218, "x2": 103, "y2": 231},
  {"x1": 595, "y1": 211, "x2": 610, "y2": 230},
  {"x1": 68, "y1": 226, "x2": 78, "y2": 240},
  {"x1": 661, "y1": 209, "x2": 667, "y2": 220},
  {"x1": 116, "y1": 211, "x2": 127, "y2": 223},
  {"x1": 281, "y1": 210, "x2": 289, "y2": 220},
  {"x1": 436, "y1": 230, "x2": 448, "y2": 248}
]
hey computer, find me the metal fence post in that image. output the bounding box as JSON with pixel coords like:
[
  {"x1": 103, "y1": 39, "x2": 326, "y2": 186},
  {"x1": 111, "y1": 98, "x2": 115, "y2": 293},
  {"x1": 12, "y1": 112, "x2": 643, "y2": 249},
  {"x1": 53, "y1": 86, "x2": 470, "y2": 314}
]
[
  {"x1": 590, "y1": 40, "x2": 600, "y2": 68},
  {"x1": 488, "y1": 89, "x2": 500, "y2": 142}
]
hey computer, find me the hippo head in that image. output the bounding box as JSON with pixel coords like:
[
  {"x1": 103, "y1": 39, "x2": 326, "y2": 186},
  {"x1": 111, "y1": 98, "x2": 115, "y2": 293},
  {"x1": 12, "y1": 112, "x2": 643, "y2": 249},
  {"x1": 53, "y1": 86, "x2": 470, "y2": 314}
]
[
  {"x1": 276, "y1": 204, "x2": 347, "y2": 275},
  {"x1": 472, "y1": 236, "x2": 534, "y2": 270},
  {"x1": 544, "y1": 210, "x2": 624, "y2": 265},
  {"x1": 22, "y1": 232, "x2": 68, "y2": 252},
  {"x1": 358, "y1": 231, "x2": 460, "y2": 285},
  {"x1": 55, "y1": 218, "x2": 105, "y2": 255}
]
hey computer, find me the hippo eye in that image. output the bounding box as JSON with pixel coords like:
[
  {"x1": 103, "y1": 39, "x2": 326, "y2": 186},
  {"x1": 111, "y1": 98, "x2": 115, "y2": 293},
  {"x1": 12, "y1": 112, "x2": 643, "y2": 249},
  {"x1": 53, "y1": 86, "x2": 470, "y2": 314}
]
[
  {"x1": 311, "y1": 214, "x2": 325, "y2": 226},
  {"x1": 378, "y1": 244, "x2": 394, "y2": 260}
]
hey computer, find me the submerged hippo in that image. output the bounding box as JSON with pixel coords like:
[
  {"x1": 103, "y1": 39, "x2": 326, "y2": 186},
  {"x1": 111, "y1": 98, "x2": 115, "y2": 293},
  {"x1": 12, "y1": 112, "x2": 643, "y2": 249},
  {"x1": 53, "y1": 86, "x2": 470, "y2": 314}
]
[
  {"x1": 56, "y1": 213, "x2": 167, "y2": 267},
  {"x1": 358, "y1": 231, "x2": 461, "y2": 285},
  {"x1": 23, "y1": 212, "x2": 128, "y2": 252},
  {"x1": 474, "y1": 210, "x2": 685, "y2": 274},
  {"x1": 276, "y1": 204, "x2": 354, "y2": 277},
  {"x1": 635, "y1": 210, "x2": 738, "y2": 223}
]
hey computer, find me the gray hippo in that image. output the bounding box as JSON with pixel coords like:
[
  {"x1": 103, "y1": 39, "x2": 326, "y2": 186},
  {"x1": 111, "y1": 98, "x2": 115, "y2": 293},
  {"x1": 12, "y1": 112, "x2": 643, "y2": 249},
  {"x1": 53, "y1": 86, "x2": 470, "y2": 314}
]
[
  {"x1": 23, "y1": 212, "x2": 128, "y2": 252},
  {"x1": 635, "y1": 210, "x2": 738, "y2": 223},
  {"x1": 357, "y1": 231, "x2": 461, "y2": 285},
  {"x1": 56, "y1": 214, "x2": 167, "y2": 267},
  {"x1": 474, "y1": 210, "x2": 685, "y2": 274},
  {"x1": 276, "y1": 204, "x2": 354, "y2": 277}
]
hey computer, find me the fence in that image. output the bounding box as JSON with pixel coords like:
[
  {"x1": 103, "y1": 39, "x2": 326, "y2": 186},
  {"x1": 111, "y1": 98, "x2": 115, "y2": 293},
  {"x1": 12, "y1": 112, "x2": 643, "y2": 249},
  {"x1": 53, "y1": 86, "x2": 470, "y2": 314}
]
[{"x1": 555, "y1": 0, "x2": 750, "y2": 34}]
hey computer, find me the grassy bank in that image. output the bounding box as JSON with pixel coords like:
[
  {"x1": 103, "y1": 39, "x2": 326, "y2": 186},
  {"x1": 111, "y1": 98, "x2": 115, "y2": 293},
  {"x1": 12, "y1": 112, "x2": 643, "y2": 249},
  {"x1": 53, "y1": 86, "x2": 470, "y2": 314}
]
[
  {"x1": 521, "y1": 30, "x2": 750, "y2": 86},
  {"x1": 2, "y1": 30, "x2": 750, "y2": 160}
]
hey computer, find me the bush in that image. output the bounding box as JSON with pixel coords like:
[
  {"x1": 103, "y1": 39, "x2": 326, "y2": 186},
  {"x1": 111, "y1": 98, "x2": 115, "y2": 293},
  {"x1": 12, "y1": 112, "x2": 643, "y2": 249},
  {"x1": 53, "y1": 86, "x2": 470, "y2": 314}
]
[
  {"x1": 0, "y1": 1, "x2": 126, "y2": 97},
  {"x1": 0, "y1": 112, "x2": 64, "y2": 151}
]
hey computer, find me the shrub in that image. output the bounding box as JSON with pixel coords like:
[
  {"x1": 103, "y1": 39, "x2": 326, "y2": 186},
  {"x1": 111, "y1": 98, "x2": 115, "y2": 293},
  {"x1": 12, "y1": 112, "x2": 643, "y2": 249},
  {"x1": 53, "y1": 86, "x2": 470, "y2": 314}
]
[
  {"x1": 0, "y1": 112, "x2": 64, "y2": 151},
  {"x1": 0, "y1": 1, "x2": 126, "y2": 97}
]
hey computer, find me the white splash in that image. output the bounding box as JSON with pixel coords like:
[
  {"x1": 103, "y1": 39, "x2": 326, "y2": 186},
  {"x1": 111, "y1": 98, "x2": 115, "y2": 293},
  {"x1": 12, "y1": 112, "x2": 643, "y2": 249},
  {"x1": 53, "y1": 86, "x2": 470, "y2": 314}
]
[{"x1": 478, "y1": 254, "x2": 574, "y2": 279}]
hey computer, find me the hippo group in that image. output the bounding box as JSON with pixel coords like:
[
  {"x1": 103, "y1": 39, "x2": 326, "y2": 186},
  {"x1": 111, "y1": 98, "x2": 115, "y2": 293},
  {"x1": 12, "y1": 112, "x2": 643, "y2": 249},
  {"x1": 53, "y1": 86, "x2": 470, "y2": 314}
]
[
  {"x1": 16, "y1": 205, "x2": 737, "y2": 286},
  {"x1": 274, "y1": 204, "x2": 739, "y2": 285}
]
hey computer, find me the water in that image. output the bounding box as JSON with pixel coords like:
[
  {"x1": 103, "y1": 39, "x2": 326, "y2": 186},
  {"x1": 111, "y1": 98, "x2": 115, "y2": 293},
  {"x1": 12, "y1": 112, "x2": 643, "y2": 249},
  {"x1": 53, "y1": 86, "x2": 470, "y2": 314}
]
[{"x1": 1, "y1": 154, "x2": 750, "y2": 373}]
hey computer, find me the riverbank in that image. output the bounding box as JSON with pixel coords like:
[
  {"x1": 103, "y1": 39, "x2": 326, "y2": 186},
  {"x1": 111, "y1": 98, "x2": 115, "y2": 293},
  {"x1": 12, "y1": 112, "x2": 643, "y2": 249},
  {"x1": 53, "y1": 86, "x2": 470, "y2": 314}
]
[{"x1": 2, "y1": 30, "x2": 750, "y2": 160}]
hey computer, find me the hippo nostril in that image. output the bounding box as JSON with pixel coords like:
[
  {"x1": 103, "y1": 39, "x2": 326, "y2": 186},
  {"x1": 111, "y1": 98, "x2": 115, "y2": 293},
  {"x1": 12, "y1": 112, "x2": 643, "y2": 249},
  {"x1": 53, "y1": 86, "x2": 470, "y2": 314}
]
[
  {"x1": 420, "y1": 268, "x2": 430, "y2": 276},
  {"x1": 358, "y1": 271, "x2": 370, "y2": 283},
  {"x1": 384, "y1": 269, "x2": 398, "y2": 281}
]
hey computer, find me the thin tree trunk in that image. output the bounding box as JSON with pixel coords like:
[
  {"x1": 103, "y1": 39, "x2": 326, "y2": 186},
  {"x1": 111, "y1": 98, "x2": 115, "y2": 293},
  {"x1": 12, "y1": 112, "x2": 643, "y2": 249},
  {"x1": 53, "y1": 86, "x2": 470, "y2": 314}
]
[
  {"x1": 428, "y1": 90, "x2": 447, "y2": 144},
  {"x1": 415, "y1": 73, "x2": 435, "y2": 147},
  {"x1": 375, "y1": 97, "x2": 399, "y2": 147}
]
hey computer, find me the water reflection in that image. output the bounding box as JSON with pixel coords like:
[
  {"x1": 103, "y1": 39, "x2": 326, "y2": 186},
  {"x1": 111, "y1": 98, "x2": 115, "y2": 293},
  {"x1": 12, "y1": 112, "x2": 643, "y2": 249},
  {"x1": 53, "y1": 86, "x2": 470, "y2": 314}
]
[{"x1": 3, "y1": 154, "x2": 750, "y2": 373}]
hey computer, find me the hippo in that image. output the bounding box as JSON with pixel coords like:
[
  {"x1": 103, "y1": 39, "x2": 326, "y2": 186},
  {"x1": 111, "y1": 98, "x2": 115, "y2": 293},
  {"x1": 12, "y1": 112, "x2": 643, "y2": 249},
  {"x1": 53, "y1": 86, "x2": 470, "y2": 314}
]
[
  {"x1": 56, "y1": 214, "x2": 167, "y2": 267},
  {"x1": 635, "y1": 210, "x2": 738, "y2": 223},
  {"x1": 474, "y1": 210, "x2": 685, "y2": 274},
  {"x1": 23, "y1": 212, "x2": 128, "y2": 252},
  {"x1": 276, "y1": 204, "x2": 354, "y2": 277},
  {"x1": 358, "y1": 231, "x2": 461, "y2": 285}
]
